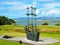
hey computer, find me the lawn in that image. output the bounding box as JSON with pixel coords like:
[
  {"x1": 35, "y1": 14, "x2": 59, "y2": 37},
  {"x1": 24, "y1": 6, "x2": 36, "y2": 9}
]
[
  {"x1": 0, "y1": 25, "x2": 60, "y2": 45},
  {"x1": 38, "y1": 26, "x2": 60, "y2": 32},
  {"x1": 0, "y1": 40, "x2": 25, "y2": 45},
  {"x1": 40, "y1": 32, "x2": 60, "y2": 45}
]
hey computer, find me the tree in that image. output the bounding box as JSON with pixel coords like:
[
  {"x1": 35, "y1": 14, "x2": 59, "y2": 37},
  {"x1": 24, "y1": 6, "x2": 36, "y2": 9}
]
[
  {"x1": 55, "y1": 23, "x2": 60, "y2": 26},
  {"x1": 0, "y1": 16, "x2": 16, "y2": 25},
  {"x1": 42, "y1": 22, "x2": 48, "y2": 25}
]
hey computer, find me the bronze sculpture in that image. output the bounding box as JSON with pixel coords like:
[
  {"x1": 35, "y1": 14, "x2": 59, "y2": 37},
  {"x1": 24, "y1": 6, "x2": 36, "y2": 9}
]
[{"x1": 25, "y1": 6, "x2": 40, "y2": 41}]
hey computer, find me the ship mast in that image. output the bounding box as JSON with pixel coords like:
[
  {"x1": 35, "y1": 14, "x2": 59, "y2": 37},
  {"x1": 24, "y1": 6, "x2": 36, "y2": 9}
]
[{"x1": 26, "y1": 7, "x2": 30, "y2": 29}]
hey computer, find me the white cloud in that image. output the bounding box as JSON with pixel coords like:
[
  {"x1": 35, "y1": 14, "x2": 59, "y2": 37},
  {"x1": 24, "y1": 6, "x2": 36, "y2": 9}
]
[
  {"x1": 0, "y1": 1, "x2": 26, "y2": 11},
  {"x1": 44, "y1": 3, "x2": 60, "y2": 7},
  {"x1": 32, "y1": 2, "x2": 37, "y2": 7},
  {"x1": 0, "y1": 1, "x2": 37, "y2": 11},
  {"x1": 9, "y1": 2, "x2": 37, "y2": 11},
  {"x1": 39, "y1": 2, "x2": 60, "y2": 16},
  {"x1": 46, "y1": 9, "x2": 60, "y2": 15},
  {"x1": 0, "y1": 1, "x2": 60, "y2": 17},
  {"x1": 33, "y1": 0, "x2": 54, "y2": 2},
  {"x1": 32, "y1": 2, "x2": 60, "y2": 16},
  {"x1": 39, "y1": 8, "x2": 60, "y2": 17},
  {"x1": 0, "y1": 2, "x2": 24, "y2": 5},
  {"x1": 0, "y1": 1, "x2": 27, "y2": 11},
  {"x1": 33, "y1": 2, "x2": 37, "y2": 5},
  {"x1": 39, "y1": 2, "x2": 60, "y2": 11},
  {"x1": 36, "y1": 9, "x2": 39, "y2": 14},
  {"x1": 9, "y1": 4, "x2": 32, "y2": 11},
  {"x1": 41, "y1": 11, "x2": 46, "y2": 15}
]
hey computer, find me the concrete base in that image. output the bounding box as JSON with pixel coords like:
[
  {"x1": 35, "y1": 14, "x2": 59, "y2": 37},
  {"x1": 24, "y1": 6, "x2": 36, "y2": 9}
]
[{"x1": 0, "y1": 37, "x2": 60, "y2": 45}]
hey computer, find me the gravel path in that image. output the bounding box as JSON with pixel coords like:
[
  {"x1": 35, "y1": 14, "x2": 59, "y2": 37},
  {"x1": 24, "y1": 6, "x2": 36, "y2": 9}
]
[{"x1": 0, "y1": 36, "x2": 60, "y2": 45}]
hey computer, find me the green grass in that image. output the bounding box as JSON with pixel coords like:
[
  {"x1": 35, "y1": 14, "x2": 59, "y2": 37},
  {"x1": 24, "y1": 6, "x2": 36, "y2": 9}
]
[
  {"x1": 38, "y1": 26, "x2": 60, "y2": 32},
  {"x1": 0, "y1": 31, "x2": 26, "y2": 37},
  {"x1": 41, "y1": 32, "x2": 60, "y2": 45},
  {"x1": 0, "y1": 25, "x2": 60, "y2": 33},
  {"x1": 0, "y1": 25, "x2": 60, "y2": 45},
  {"x1": 41, "y1": 32, "x2": 60, "y2": 39},
  {"x1": 48, "y1": 42, "x2": 60, "y2": 45},
  {"x1": 0, "y1": 40, "x2": 25, "y2": 45},
  {"x1": 0, "y1": 25, "x2": 25, "y2": 33}
]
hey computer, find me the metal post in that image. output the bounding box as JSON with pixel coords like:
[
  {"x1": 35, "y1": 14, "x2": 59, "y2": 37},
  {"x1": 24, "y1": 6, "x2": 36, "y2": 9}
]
[
  {"x1": 26, "y1": 7, "x2": 30, "y2": 29},
  {"x1": 31, "y1": 6, "x2": 34, "y2": 32},
  {"x1": 34, "y1": 8, "x2": 37, "y2": 31}
]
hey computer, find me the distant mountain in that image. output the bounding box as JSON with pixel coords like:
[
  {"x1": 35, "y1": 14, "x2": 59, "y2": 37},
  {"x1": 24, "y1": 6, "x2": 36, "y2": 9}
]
[
  {"x1": 14, "y1": 17, "x2": 27, "y2": 21},
  {"x1": 13, "y1": 17, "x2": 60, "y2": 21},
  {"x1": 37, "y1": 17, "x2": 60, "y2": 21}
]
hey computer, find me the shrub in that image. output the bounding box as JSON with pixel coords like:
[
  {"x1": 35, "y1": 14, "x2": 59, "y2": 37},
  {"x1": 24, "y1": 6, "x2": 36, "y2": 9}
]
[
  {"x1": 42, "y1": 22, "x2": 48, "y2": 25},
  {"x1": 0, "y1": 16, "x2": 16, "y2": 25},
  {"x1": 55, "y1": 23, "x2": 60, "y2": 26}
]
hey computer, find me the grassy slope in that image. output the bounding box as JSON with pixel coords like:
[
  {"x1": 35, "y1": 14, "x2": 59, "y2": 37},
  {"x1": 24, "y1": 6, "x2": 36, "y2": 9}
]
[
  {"x1": 40, "y1": 32, "x2": 60, "y2": 45},
  {"x1": 39, "y1": 26, "x2": 60, "y2": 45},
  {"x1": 38, "y1": 26, "x2": 60, "y2": 32},
  {"x1": 0, "y1": 40, "x2": 25, "y2": 45},
  {"x1": 0, "y1": 25, "x2": 60, "y2": 45}
]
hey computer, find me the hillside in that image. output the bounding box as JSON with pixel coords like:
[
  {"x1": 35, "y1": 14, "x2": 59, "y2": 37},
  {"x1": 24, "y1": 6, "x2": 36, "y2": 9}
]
[{"x1": 13, "y1": 17, "x2": 60, "y2": 21}]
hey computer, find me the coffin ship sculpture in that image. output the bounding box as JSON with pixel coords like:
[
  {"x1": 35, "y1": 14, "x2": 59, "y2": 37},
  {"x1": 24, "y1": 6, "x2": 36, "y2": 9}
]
[{"x1": 25, "y1": 6, "x2": 40, "y2": 41}]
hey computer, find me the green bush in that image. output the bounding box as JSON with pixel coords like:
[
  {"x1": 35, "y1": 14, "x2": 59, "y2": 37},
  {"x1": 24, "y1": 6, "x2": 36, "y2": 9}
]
[
  {"x1": 42, "y1": 22, "x2": 48, "y2": 25},
  {"x1": 55, "y1": 23, "x2": 60, "y2": 26},
  {"x1": 0, "y1": 16, "x2": 15, "y2": 25}
]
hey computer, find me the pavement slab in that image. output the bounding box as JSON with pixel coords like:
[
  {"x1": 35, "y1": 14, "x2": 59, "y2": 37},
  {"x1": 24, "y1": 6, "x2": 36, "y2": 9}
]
[{"x1": 0, "y1": 36, "x2": 60, "y2": 45}]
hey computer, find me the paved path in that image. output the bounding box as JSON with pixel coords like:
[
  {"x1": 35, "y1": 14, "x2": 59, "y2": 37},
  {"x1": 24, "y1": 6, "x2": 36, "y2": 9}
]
[{"x1": 0, "y1": 36, "x2": 60, "y2": 45}]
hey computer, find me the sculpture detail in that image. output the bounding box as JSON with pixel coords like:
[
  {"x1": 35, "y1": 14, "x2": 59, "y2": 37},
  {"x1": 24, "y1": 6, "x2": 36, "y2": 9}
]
[{"x1": 25, "y1": 6, "x2": 40, "y2": 41}]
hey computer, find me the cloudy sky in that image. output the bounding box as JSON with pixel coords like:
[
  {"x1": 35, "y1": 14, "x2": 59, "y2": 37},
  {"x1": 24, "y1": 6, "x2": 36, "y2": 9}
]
[{"x1": 0, "y1": 0, "x2": 60, "y2": 18}]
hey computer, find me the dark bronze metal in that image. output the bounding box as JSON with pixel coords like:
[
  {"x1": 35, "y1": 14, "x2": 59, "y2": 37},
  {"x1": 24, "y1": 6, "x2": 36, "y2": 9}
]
[{"x1": 25, "y1": 6, "x2": 40, "y2": 41}]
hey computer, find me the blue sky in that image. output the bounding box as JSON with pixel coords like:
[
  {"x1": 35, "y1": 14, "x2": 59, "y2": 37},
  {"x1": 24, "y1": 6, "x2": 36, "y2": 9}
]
[{"x1": 0, "y1": 0, "x2": 60, "y2": 18}]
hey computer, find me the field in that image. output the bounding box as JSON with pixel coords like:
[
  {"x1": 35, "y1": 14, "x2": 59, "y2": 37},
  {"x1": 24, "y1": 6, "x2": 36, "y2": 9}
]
[
  {"x1": 0, "y1": 40, "x2": 23, "y2": 45},
  {"x1": 0, "y1": 25, "x2": 60, "y2": 45}
]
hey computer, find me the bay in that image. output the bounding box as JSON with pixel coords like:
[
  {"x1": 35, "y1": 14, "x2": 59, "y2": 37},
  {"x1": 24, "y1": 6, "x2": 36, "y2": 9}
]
[{"x1": 15, "y1": 20, "x2": 60, "y2": 26}]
